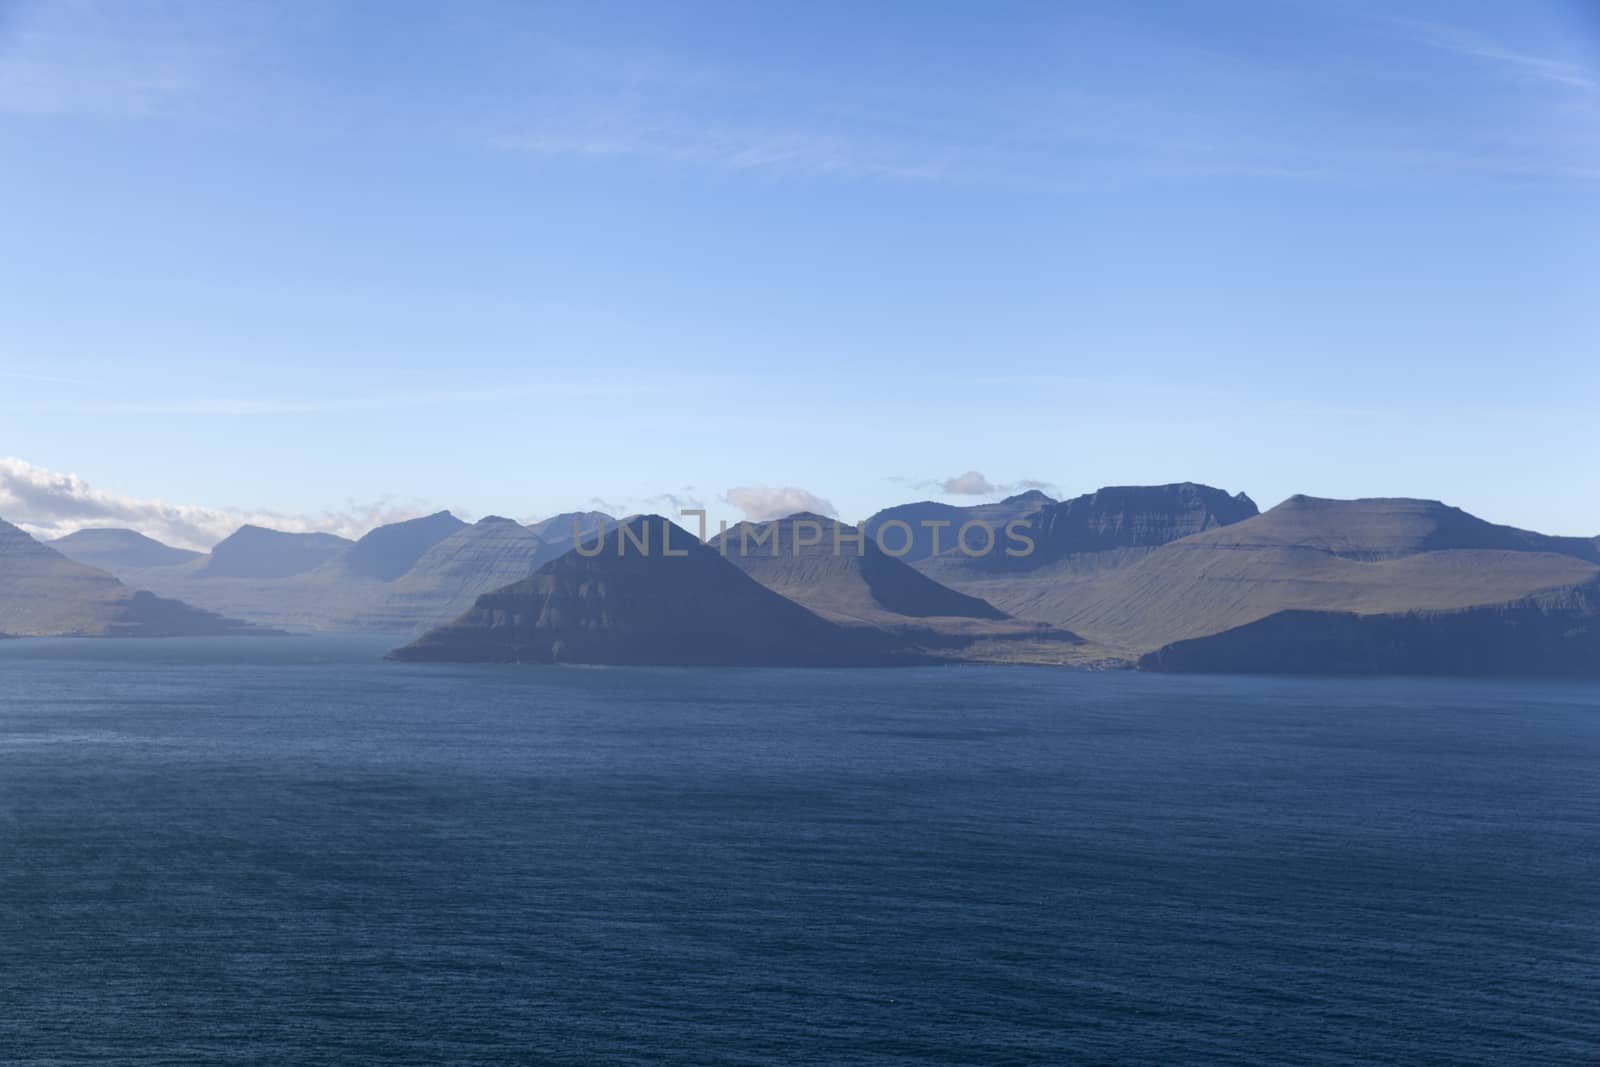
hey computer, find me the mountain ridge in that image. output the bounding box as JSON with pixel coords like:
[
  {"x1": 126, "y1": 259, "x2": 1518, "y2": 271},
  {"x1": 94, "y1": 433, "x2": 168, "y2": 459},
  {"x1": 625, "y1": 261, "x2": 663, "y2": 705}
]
[
  {"x1": 50, "y1": 528, "x2": 202, "y2": 570},
  {"x1": 0, "y1": 517, "x2": 273, "y2": 637},
  {"x1": 12, "y1": 486, "x2": 1596, "y2": 674},
  {"x1": 943, "y1": 495, "x2": 1600, "y2": 658},
  {"x1": 198, "y1": 525, "x2": 354, "y2": 579}
]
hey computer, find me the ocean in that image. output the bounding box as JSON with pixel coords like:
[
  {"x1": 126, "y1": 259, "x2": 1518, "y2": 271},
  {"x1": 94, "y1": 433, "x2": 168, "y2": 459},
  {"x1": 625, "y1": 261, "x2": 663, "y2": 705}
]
[{"x1": 1, "y1": 636, "x2": 1596, "y2": 1065}]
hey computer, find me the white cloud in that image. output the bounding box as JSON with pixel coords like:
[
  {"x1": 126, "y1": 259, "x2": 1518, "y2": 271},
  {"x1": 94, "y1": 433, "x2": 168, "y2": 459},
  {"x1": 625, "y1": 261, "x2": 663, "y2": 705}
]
[
  {"x1": 940, "y1": 470, "x2": 997, "y2": 496},
  {"x1": 724, "y1": 486, "x2": 837, "y2": 522},
  {"x1": 0, "y1": 457, "x2": 425, "y2": 550},
  {"x1": 926, "y1": 471, "x2": 1055, "y2": 498}
]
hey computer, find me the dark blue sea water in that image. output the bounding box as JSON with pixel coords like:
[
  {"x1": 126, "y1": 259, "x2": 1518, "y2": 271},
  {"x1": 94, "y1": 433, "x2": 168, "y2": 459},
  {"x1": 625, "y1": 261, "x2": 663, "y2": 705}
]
[{"x1": 1, "y1": 637, "x2": 1597, "y2": 1065}]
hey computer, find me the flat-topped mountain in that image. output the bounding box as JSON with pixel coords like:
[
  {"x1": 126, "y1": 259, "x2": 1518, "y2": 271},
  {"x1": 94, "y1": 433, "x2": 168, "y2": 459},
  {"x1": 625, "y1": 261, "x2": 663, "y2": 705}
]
[
  {"x1": 0, "y1": 517, "x2": 270, "y2": 637},
  {"x1": 50, "y1": 528, "x2": 201, "y2": 571},
  {"x1": 199, "y1": 525, "x2": 353, "y2": 579},
  {"x1": 1030, "y1": 482, "x2": 1257, "y2": 558},
  {"x1": 1193, "y1": 495, "x2": 1600, "y2": 563},
  {"x1": 907, "y1": 483, "x2": 1260, "y2": 636},
  {"x1": 971, "y1": 495, "x2": 1600, "y2": 661},
  {"x1": 392, "y1": 515, "x2": 923, "y2": 666},
  {"x1": 913, "y1": 482, "x2": 1258, "y2": 578}
]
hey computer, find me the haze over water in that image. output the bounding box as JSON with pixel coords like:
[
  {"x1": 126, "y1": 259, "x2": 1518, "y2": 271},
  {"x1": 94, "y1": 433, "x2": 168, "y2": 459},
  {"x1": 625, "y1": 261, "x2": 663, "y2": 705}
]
[{"x1": 2, "y1": 637, "x2": 1597, "y2": 1064}]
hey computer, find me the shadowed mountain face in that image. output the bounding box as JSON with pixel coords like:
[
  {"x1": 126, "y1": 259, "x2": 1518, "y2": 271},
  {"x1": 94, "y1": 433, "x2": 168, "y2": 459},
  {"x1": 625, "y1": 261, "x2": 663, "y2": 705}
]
[
  {"x1": 916, "y1": 483, "x2": 1259, "y2": 579},
  {"x1": 332, "y1": 511, "x2": 466, "y2": 581},
  {"x1": 50, "y1": 528, "x2": 201, "y2": 570},
  {"x1": 1140, "y1": 578, "x2": 1600, "y2": 677},
  {"x1": 955, "y1": 495, "x2": 1600, "y2": 661},
  {"x1": 392, "y1": 516, "x2": 923, "y2": 666},
  {"x1": 1027, "y1": 483, "x2": 1257, "y2": 560},
  {"x1": 0, "y1": 518, "x2": 269, "y2": 637},
  {"x1": 343, "y1": 517, "x2": 561, "y2": 631},
  {"x1": 199, "y1": 525, "x2": 353, "y2": 579},
  {"x1": 721, "y1": 513, "x2": 1007, "y2": 625}
]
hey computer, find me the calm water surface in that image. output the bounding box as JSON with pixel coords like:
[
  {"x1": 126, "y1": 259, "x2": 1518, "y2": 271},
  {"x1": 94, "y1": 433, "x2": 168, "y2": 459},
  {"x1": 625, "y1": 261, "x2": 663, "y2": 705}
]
[{"x1": 1, "y1": 636, "x2": 1597, "y2": 1065}]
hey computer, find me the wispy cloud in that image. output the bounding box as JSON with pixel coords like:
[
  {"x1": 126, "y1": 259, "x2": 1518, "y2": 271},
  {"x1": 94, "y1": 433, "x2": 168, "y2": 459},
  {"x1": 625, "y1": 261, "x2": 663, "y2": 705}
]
[
  {"x1": 486, "y1": 74, "x2": 1326, "y2": 188},
  {"x1": 640, "y1": 490, "x2": 706, "y2": 515},
  {"x1": 0, "y1": 0, "x2": 242, "y2": 119},
  {"x1": 0, "y1": 456, "x2": 427, "y2": 548},
  {"x1": 5, "y1": 1, "x2": 1595, "y2": 192},
  {"x1": 493, "y1": 124, "x2": 958, "y2": 184},
  {"x1": 476, "y1": 8, "x2": 1600, "y2": 188},
  {"x1": 526, "y1": 487, "x2": 706, "y2": 525},
  {"x1": 0, "y1": 378, "x2": 675, "y2": 417},
  {"x1": 0, "y1": 367, "x2": 97, "y2": 386},
  {"x1": 1398, "y1": 18, "x2": 1598, "y2": 93}
]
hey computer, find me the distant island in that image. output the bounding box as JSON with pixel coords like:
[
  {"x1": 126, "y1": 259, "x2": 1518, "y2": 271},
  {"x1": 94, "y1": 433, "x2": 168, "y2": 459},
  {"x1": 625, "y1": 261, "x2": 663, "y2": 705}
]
[{"x1": 5, "y1": 483, "x2": 1596, "y2": 676}]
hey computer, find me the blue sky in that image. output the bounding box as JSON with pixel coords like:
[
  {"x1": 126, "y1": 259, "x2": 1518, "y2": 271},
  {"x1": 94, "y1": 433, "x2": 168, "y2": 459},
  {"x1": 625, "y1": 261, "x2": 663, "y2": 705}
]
[{"x1": 2, "y1": 0, "x2": 1598, "y2": 546}]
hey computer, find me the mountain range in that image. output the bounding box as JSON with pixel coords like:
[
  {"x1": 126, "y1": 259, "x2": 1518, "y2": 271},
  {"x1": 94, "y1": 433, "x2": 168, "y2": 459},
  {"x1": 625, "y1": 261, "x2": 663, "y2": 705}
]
[
  {"x1": 46, "y1": 510, "x2": 618, "y2": 634},
  {"x1": 1, "y1": 518, "x2": 269, "y2": 637},
  {"x1": 6, "y1": 484, "x2": 1596, "y2": 675}
]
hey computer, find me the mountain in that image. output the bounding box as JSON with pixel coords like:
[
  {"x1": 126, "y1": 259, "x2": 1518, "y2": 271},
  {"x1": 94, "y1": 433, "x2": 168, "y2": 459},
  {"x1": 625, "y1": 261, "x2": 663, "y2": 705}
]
[
  {"x1": 391, "y1": 516, "x2": 924, "y2": 666},
  {"x1": 50, "y1": 528, "x2": 201, "y2": 570},
  {"x1": 527, "y1": 511, "x2": 614, "y2": 546},
  {"x1": 721, "y1": 512, "x2": 1007, "y2": 624},
  {"x1": 342, "y1": 516, "x2": 562, "y2": 631},
  {"x1": 1166, "y1": 495, "x2": 1598, "y2": 563},
  {"x1": 1021, "y1": 483, "x2": 1257, "y2": 563},
  {"x1": 719, "y1": 512, "x2": 1093, "y2": 664},
  {"x1": 863, "y1": 483, "x2": 1255, "y2": 588},
  {"x1": 979, "y1": 495, "x2": 1600, "y2": 661},
  {"x1": 328, "y1": 510, "x2": 466, "y2": 581},
  {"x1": 863, "y1": 490, "x2": 1055, "y2": 563},
  {"x1": 907, "y1": 483, "x2": 1259, "y2": 634},
  {"x1": 0, "y1": 517, "x2": 270, "y2": 637},
  {"x1": 198, "y1": 525, "x2": 353, "y2": 579},
  {"x1": 914, "y1": 482, "x2": 1258, "y2": 580},
  {"x1": 1140, "y1": 577, "x2": 1600, "y2": 677}
]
